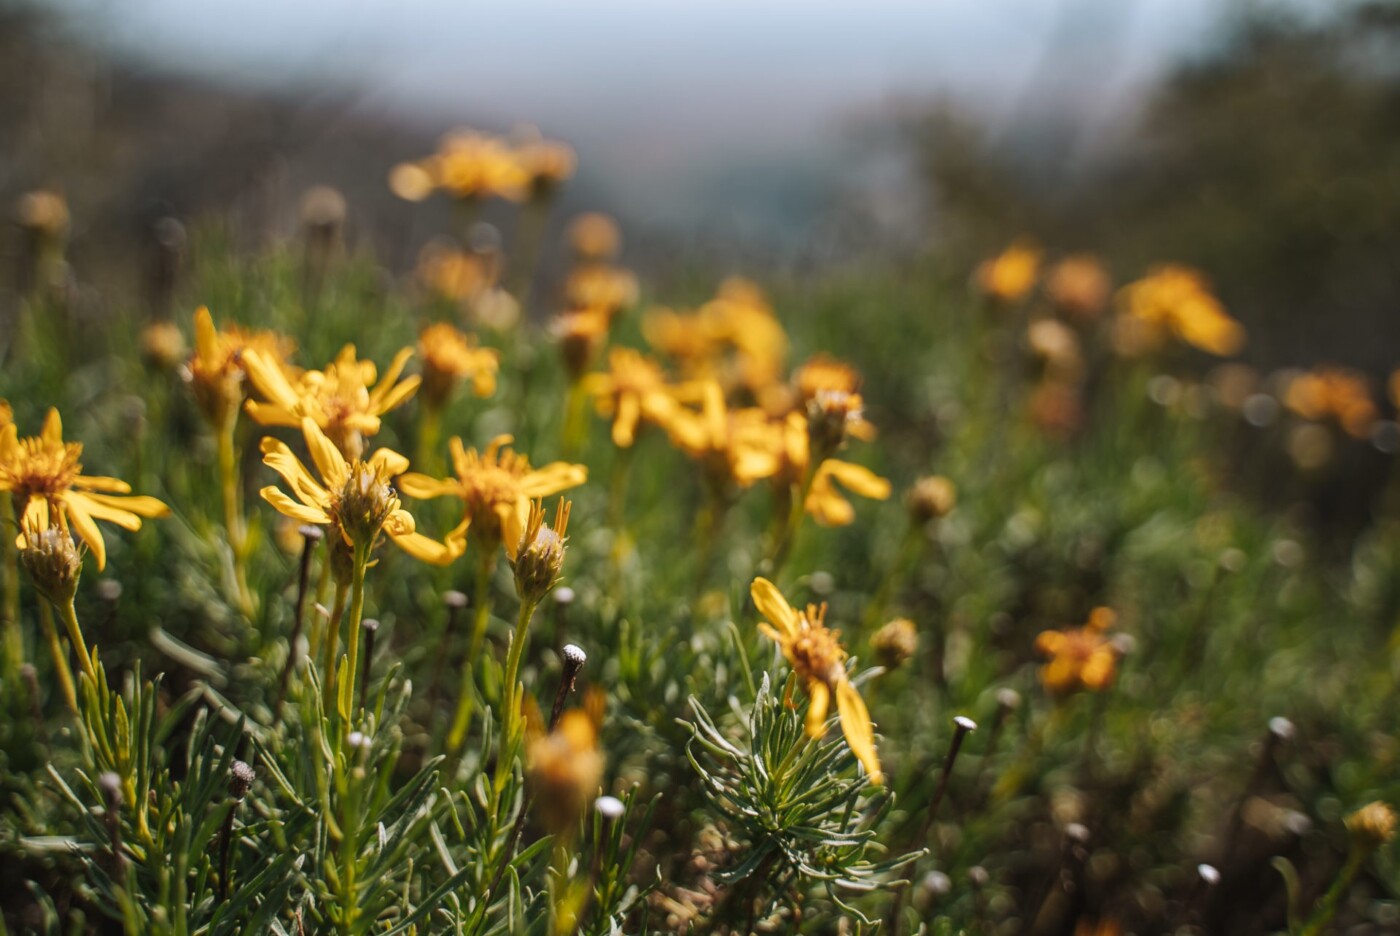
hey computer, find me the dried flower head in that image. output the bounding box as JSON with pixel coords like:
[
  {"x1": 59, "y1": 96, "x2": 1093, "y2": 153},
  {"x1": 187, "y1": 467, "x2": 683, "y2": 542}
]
[
  {"x1": 1346, "y1": 801, "x2": 1397, "y2": 852},
  {"x1": 871, "y1": 618, "x2": 918, "y2": 669},
  {"x1": 751, "y1": 577, "x2": 882, "y2": 784},
  {"x1": 1046, "y1": 254, "x2": 1111, "y2": 321}
]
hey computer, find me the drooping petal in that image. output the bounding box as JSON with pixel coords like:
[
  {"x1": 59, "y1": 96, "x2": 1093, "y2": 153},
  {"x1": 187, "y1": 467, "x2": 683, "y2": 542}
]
[
  {"x1": 260, "y1": 438, "x2": 330, "y2": 507},
  {"x1": 835, "y1": 679, "x2": 882, "y2": 785},
  {"x1": 751, "y1": 577, "x2": 799, "y2": 638},
  {"x1": 397, "y1": 472, "x2": 459, "y2": 500},
  {"x1": 260, "y1": 487, "x2": 332, "y2": 525},
  {"x1": 805, "y1": 679, "x2": 831, "y2": 738},
  {"x1": 612, "y1": 393, "x2": 641, "y2": 448},
  {"x1": 368, "y1": 447, "x2": 411, "y2": 478},
  {"x1": 80, "y1": 492, "x2": 170, "y2": 519},
  {"x1": 389, "y1": 529, "x2": 463, "y2": 566},
  {"x1": 372, "y1": 372, "x2": 420, "y2": 416},
  {"x1": 61, "y1": 492, "x2": 107, "y2": 571},
  {"x1": 65, "y1": 492, "x2": 141, "y2": 531},
  {"x1": 244, "y1": 401, "x2": 301, "y2": 428},
  {"x1": 820, "y1": 460, "x2": 892, "y2": 500},
  {"x1": 805, "y1": 475, "x2": 856, "y2": 527},
  {"x1": 369, "y1": 347, "x2": 415, "y2": 407},
  {"x1": 242, "y1": 348, "x2": 303, "y2": 410}
]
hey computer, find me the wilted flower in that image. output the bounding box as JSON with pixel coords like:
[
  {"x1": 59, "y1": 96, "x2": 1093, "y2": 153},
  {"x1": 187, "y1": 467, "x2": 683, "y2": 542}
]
[
  {"x1": 1346, "y1": 801, "x2": 1397, "y2": 852},
  {"x1": 975, "y1": 239, "x2": 1041, "y2": 303},
  {"x1": 243, "y1": 344, "x2": 420, "y2": 460},
  {"x1": 398, "y1": 436, "x2": 586, "y2": 559},
  {"x1": 139, "y1": 320, "x2": 187, "y2": 371},
  {"x1": 1284, "y1": 367, "x2": 1377, "y2": 440},
  {"x1": 1034, "y1": 607, "x2": 1119, "y2": 695},
  {"x1": 259, "y1": 417, "x2": 457, "y2": 565},
  {"x1": 1116, "y1": 265, "x2": 1244, "y2": 357},
  {"x1": 1, "y1": 409, "x2": 170, "y2": 571},
  {"x1": 751, "y1": 577, "x2": 882, "y2": 784},
  {"x1": 1046, "y1": 254, "x2": 1111, "y2": 321},
  {"x1": 418, "y1": 322, "x2": 499, "y2": 409}
]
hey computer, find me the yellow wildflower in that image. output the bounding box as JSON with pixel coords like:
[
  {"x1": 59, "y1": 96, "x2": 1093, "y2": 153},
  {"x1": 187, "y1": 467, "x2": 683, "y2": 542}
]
[
  {"x1": 1116, "y1": 265, "x2": 1244, "y2": 357},
  {"x1": 580, "y1": 347, "x2": 691, "y2": 447},
  {"x1": 666, "y1": 380, "x2": 781, "y2": 489},
  {"x1": 644, "y1": 277, "x2": 787, "y2": 396},
  {"x1": 750, "y1": 577, "x2": 882, "y2": 785},
  {"x1": 430, "y1": 129, "x2": 530, "y2": 202},
  {"x1": 1034, "y1": 607, "x2": 1119, "y2": 696},
  {"x1": 398, "y1": 436, "x2": 586, "y2": 559},
  {"x1": 527, "y1": 706, "x2": 604, "y2": 833},
  {"x1": 554, "y1": 308, "x2": 611, "y2": 381},
  {"x1": 417, "y1": 241, "x2": 492, "y2": 303},
  {"x1": 512, "y1": 125, "x2": 577, "y2": 197},
  {"x1": 564, "y1": 264, "x2": 639, "y2": 318},
  {"x1": 975, "y1": 239, "x2": 1041, "y2": 303},
  {"x1": 186, "y1": 305, "x2": 296, "y2": 431},
  {"x1": 16, "y1": 190, "x2": 70, "y2": 239},
  {"x1": 772, "y1": 411, "x2": 890, "y2": 526},
  {"x1": 258, "y1": 417, "x2": 456, "y2": 564},
  {"x1": 1046, "y1": 254, "x2": 1111, "y2": 322},
  {"x1": 418, "y1": 323, "x2": 499, "y2": 408},
  {"x1": 1, "y1": 409, "x2": 170, "y2": 571},
  {"x1": 242, "y1": 344, "x2": 420, "y2": 460},
  {"x1": 1284, "y1": 367, "x2": 1377, "y2": 440},
  {"x1": 567, "y1": 212, "x2": 622, "y2": 262},
  {"x1": 1346, "y1": 801, "x2": 1397, "y2": 851}
]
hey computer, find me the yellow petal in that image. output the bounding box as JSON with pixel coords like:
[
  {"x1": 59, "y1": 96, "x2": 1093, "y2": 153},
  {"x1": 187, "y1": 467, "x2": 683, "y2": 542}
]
[
  {"x1": 242, "y1": 348, "x2": 302, "y2": 409},
  {"x1": 372, "y1": 374, "x2": 421, "y2": 416},
  {"x1": 260, "y1": 487, "x2": 332, "y2": 525},
  {"x1": 368, "y1": 447, "x2": 410, "y2": 477},
  {"x1": 805, "y1": 476, "x2": 855, "y2": 527},
  {"x1": 520, "y1": 462, "x2": 587, "y2": 498},
  {"x1": 244, "y1": 400, "x2": 300, "y2": 428},
  {"x1": 612, "y1": 393, "x2": 640, "y2": 448},
  {"x1": 81, "y1": 492, "x2": 170, "y2": 519},
  {"x1": 302, "y1": 417, "x2": 348, "y2": 487},
  {"x1": 820, "y1": 460, "x2": 892, "y2": 500},
  {"x1": 835, "y1": 679, "x2": 882, "y2": 785},
  {"x1": 41, "y1": 408, "x2": 63, "y2": 447},
  {"x1": 369, "y1": 347, "x2": 414, "y2": 407},
  {"x1": 389, "y1": 529, "x2": 463, "y2": 565},
  {"x1": 61, "y1": 493, "x2": 107, "y2": 571},
  {"x1": 398, "y1": 472, "x2": 458, "y2": 500},
  {"x1": 260, "y1": 438, "x2": 330, "y2": 507},
  {"x1": 805, "y1": 680, "x2": 831, "y2": 738},
  {"x1": 384, "y1": 508, "x2": 416, "y2": 536},
  {"x1": 194, "y1": 306, "x2": 217, "y2": 362},
  {"x1": 65, "y1": 492, "x2": 141, "y2": 531},
  {"x1": 750, "y1": 577, "x2": 799, "y2": 638}
]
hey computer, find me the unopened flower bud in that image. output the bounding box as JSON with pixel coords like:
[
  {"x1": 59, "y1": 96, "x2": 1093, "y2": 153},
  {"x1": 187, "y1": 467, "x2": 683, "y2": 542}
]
[
  {"x1": 1346, "y1": 801, "x2": 1397, "y2": 853},
  {"x1": 906, "y1": 475, "x2": 957, "y2": 524},
  {"x1": 806, "y1": 390, "x2": 863, "y2": 462},
  {"x1": 871, "y1": 618, "x2": 918, "y2": 669},
  {"x1": 513, "y1": 498, "x2": 571, "y2": 604},
  {"x1": 21, "y1": 525, "x2": 83, "y2": 604}
]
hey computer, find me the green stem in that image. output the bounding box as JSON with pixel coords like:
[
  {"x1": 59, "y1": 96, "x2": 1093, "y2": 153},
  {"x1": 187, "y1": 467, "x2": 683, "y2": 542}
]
[
  {"x1": 37, "y1": 601, "x2": 77, "y2": 716},
  {"x1": 561, "y1": 379, "x2": 589, "y2": 459},
  {"x1": 607, "y1": 445, "x2": 635, "y2": 594},
  {"x1": 495, "y1": 597, "x2": 539, "y2": 796},
  {"x1": 769, "y1": 463, "x2": 818, "y2": 580},
  {"x1": 417, "y1": 404, "x2": 443, "y2": 478},
  {"x1": 339, "y1": 543, "x2": 370, "y2": 722},
  {"x1": 57, "y1": 597, "x2": 96, "y2": 685},
  {"x1": 321, "y1": 581, "x2": 350, "y2": 711},
  {"x1": 447, "y1": 550, "x2": 496, "y2": 752},
  {"x1": 1299, "y1": 849, "x2": 1365, "y2": 936},
  {"x1": 217, "y1": 418, "x2": 253, "y2": 615},
  {"x1": 0, "y1": 495, "x2": 20, "y2": 677},
  {"x1": 862, "y1": 522, "x2": 926, "y2": 631}
]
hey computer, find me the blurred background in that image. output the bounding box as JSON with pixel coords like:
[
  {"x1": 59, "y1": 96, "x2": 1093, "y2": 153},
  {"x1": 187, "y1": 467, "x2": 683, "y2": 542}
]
[{"x1": 2, "y1": 0, "x2": 1396, "y2": 368}]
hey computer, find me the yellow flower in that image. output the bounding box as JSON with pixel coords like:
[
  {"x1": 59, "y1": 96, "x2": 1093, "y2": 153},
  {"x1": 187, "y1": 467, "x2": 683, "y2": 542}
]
[
  {"x1": 773, "y1": 411, "x2": 889, "y2": 526},
  {"x1": 417, "y1": 241, "x2": 492, "y2": 302},
  {"x1": 527, "y1": 705, "x2": 604, "y2": 833},
  {"x1": 750, "y1": 577, "x2": 882, "y2": 785},
  {"x1": 140, "y1": 320, "x2": 187, "y2": 371},
  {"x1": 1284, "y1": 368, "x2": 1377, "y2": 440},
  {"x1": 258, "y1": 417, "x2": 457, "y2": 565},
  {"x1": 554, "y1": 308, "x2": 611, "y2": 381},
  {"x1": 242, "y1": 344, "x2": 420, "y2": 460},
  {"x1": 666, "y1": 380, "x2": 781, "y2": 489},
  {"x1": 388, "y1": 162, "x2": 436, "y2": 202},
  {"x1": 1, "y1": 409, "x2": 170, "y2": 571},
  {"x1": 975, "y1": 239, "x2": 1041, "y2": 302},
  {"x1": 419, "y1": 322, "x2": 499, "y2": 409},
  {"x1": 643, "y1": 277, "x2": 787, "y2": 396},
  {"x1": 1116, "y1": 265, "x2": 1244, "y2": 357},
  {"x1": 566, "y1": 212, "x2": 622, "y2": 262},
  {"x1": 580, "y1": 348, "x2": 691, "y2": 448},
  {"x1": 1034, "y1": 607, "x2": 1119, "y2": 696},
  {"x1": 398, "y1": 436, "x2": 586, "y2": 559},
  {"x1": 430, "y1": 129, "x2": 530, "y2": 202},
  {"x1": 1346, "y1": 801, "x2": 1397, "y2": 851},
  {"x1": 1046, "y1": 254, "x2": 1111, "y2": 321},
  {"x1": 186, "y1": 305, "x2": 297, "y2": 431},
  {"x1": 511, "y1": 125, "x2": 577, "y2": 197},
  {"x1": 564, "y1": 264, "x2": 639, "y2": 317},
  {"x1": 16, "y1": 190, "x2": 70, "y2": 239}
]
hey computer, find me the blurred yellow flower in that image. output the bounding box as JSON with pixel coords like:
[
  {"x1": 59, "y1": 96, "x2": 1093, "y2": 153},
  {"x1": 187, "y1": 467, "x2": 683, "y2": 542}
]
[
  {"x1": 417, "y1": 241, "x2": 492, "y2": 302},
  {"x1": 511, "y1": 125, "x2": 577, "y2": 197},
  {"x1": 975, "y1": 239, "x2": 1041, "y2": 303},
  {"x1": 554, "y1": 308, "x2": 611, "y2": 382},
  {"x1": 398, "y1": 436, "x2": 586, "y2": 559},
  {"x1": 1046, "y1": 254, "x2": 1111, "y2": 321},
  {"x1": 418, "y1": 322, "x2": 499, "y2": 409},
  {"x1": 1, "y1": 409, "x2": 169, "y2": 571},
  {"x1": 567, "y1": 212, "x2": 622, "y2": 262},
  {"x1": 773, "y1": 411, "x2": 890, "y2": 526},
  {"x1": 243, "y1": 344, "x2": 420, "y2": 460},
  {"x1": 751, "y1": 577, "x2": 882, "y2": 785},
  {"x1": 644, "y1": 277, "x2": 787, "y2": 396},
  {"x1": 666, "y1": 380, "x2": 781, "y2": 488},
  {"x1": 1034, "y1": 607, "x2": 1119, "y2": 696},
  {"x1": 139, "y1": 320, "x2": 187, "y2": 371},
  {"x1": 259, "y1": 417, "x2": 457, "y2": 564},
  {"x1": 527, "y1": 705, "x2": 604, "y2": 833},
  {"x1": 186, "y1": 305, "x2": 296, "y2": 431},
  {"x1": 565, "y1": 264, "x2": 639, "y2": 318},
  {"x1": 430, "y1": 129, "x2": 531, "y2": 202},
  {"x1": 1117, "y1": 265, "x2": 1244, "y2": 357},
  {"x1": 1284, "y1": 367, "x2": 1377, "y2": 440},
  {"x1": 16, "y1": 189, "x2": 69, "y2": 239},
  {"x1": 580, "y1": 347, "x2": 691, "y2": 448}
]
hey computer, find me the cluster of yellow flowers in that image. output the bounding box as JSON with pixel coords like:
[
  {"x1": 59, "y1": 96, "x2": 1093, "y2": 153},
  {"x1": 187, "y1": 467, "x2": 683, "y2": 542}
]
[{"x1": 389, "y1": 125, "x2": 576, "y2": 204}]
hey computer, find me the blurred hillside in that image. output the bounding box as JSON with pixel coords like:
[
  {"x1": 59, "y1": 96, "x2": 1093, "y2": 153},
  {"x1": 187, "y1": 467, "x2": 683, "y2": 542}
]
[{"x1": 907, "y1": 1, "x2": 1400, "y2": 374}]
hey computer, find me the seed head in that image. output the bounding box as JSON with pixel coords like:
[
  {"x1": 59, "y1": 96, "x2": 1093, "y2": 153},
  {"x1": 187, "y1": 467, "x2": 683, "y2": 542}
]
[
  {"x1": 1346, "y1": 801, "x2": 1397, "y2": 852},
  {"x1": 229, "y1": 761, "x2": 255, "y2": 800},
  {"x1": 20, "y1": 523, "x2": 83, "y2": 604},
  {"x1": 806, "y1": 390, "x2": 864, "y2": 463},
  {"x1": 870, "y1": 618, "x2": 918, "y2": 669},
  {"x1": 906, "y1": 475, "x2": 957, "y2": 524}
]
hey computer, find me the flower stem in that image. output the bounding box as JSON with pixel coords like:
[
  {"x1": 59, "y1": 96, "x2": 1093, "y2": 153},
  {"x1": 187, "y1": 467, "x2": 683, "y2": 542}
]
[
  {"x1": 339, "y1": 543, "x2": 370, "y2": 722},
  {"x1": 321, "y1": 581, "x2": 349, "y2": 711},
  {"x1": 447, "y1": 550, "x2": 496, "y2": 752},
  {"x1": 57, "y1": 597, "x2": 97, "y2": 685},
  {"x1": 217, "y1": 418, "x2": 253, "y2": 615},
  {"x1": 561, "y1": 379, "x2": 589, "y2": 459},
  {"x1": 495, "y1": 597, "x2": 539, "y2": 795},
  {"x1": 769, "y1": 463, "x2": 817, "y2": 580},
  {"x1": 37, "y1": 601, "x2": 77, "y2": 716},
  {"x1": 416, "y1": 403, "x2": 443, "y2": 478},
  {"x1": 0, "y1": 494, "x2": 21, "y2": 677},
  {"x1": 1299, "y1": 849, "x2": 1366, "y2": 936}
]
